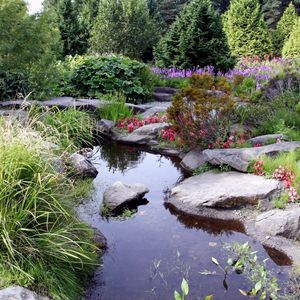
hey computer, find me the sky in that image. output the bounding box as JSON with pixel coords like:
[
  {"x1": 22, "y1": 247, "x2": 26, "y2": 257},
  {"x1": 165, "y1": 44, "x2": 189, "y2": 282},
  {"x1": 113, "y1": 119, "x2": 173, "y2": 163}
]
[{"x1": 27, "y1": 0, "x2": 44, "y2": 15}]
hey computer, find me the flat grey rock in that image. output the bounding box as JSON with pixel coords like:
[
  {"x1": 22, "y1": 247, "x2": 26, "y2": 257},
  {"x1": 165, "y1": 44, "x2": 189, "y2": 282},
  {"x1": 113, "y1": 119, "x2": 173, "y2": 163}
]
[
  {"x1": 0, "y1": 286, "x2": 48, "y2": 300},
  {"x1": 103, "y1": 181, "x2": 149, "y2": 211},
  {"x1": 203, "y1": 142, "x2": 300, "y2": 172},
  {"x1": 69, "y1": 153, "x2": 98, "y2": 178},
  {"x1": 167, "y1": 171, "x2": 281, "y2": 210},
  {"x1": 116, "y1": 123, "x2": 169, "y2": 145},
  {"x1": 248, "y1": 134, "x2": 288, "y2": 146},
  {"x1": 180, "y1": 149, "x2": 207, "y2": 172},
  {"x1": 255, "y1": 206, "x2": 300, "y2": 239}
]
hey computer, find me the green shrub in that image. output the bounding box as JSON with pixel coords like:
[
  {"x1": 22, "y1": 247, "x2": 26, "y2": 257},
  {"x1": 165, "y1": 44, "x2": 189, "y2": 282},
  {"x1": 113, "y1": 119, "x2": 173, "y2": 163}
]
[
  {"x1": 167, "y1": 74, "x2": 234, "y2": 148},
  {"x1": 70, "y1": 55, "x2": 154, "y2": 103},
  {"x1": 40, "y1": 108, "x2": 94, "y2": 151},
  {"x1": 0, "y1": 120, "x2": 98, "y2": 300},
  {"x1": 98, "y1": 93, "x2": 133, "y2": 123}
]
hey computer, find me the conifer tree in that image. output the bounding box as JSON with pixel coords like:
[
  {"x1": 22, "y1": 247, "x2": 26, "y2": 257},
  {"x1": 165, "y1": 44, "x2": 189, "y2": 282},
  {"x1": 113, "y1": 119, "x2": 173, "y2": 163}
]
[
  {"x1": 273, "y1": 2, "x2": 298, "y2": 55},
  {"x1": 282, "y1": 17, "x2": 300, "y2": 57},
  {"x1": 154, "y1": 0, "x2": 234, "y2": 70},
  {"x1": 262, "y1": 0, "x2": 282, "y2": 28},
  {"x1": 58, "y1": 0, "x2": 83, "y2": 56},
  {"x1": 223, "y1": 0, "x2": 273, "y2": 57}
]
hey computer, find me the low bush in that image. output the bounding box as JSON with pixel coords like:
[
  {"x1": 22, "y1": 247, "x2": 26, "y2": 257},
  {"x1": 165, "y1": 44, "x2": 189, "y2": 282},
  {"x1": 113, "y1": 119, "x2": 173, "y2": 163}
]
[
  {"x1": 167, "y1": 74, "x2": 235, "y2": 148},
  {"x1": 69, "y1": 55, "x2": 154, "y2": 103},
  {"x1": 0, "y1": 120, "x2": 98, "y2": 299}
]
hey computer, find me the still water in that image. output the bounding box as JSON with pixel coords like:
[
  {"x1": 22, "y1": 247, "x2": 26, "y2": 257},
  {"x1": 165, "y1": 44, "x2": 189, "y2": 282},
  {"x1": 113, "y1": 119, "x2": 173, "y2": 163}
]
[{"x1": 77, "y1": 142, "x2": 290, "y2": 300}]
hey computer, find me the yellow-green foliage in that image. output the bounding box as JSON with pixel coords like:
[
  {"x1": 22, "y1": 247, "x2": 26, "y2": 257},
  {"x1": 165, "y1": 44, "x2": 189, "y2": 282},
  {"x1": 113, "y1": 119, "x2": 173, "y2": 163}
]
[{"x1": 282, "y1": 18, "x2": 300, "y2": 58}]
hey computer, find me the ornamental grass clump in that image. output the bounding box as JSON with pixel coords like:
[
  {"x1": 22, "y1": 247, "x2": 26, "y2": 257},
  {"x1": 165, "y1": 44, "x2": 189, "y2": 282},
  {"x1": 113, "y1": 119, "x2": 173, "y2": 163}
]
[
  {"x1": 0, "y1": 119, "x2": 98, "y2": 299},
  {"x1": 167, "y1": 74, "x2": 235, "y2": 148},
  {"x1": 36, "y1": 107, "x2": 94, "y2": 152}
]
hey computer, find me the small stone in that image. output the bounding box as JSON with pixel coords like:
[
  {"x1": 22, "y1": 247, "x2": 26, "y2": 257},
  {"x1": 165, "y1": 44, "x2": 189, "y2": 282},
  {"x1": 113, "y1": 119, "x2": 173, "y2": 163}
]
[
  {"x1": 68, "y1": 153, "x2": 98, "y2": 178},
  {"x1": 103, "y1": 181, "x2": 149, "y2": 212}
]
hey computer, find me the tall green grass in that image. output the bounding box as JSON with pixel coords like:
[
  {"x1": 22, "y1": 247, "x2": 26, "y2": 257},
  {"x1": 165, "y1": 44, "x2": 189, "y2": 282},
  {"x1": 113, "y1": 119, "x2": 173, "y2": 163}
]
[
  {"x1": 32, "y1": 107, "x2": 94, "y2": 152},
  {"x1": 0, "y1": 119, "x2": 98, "y2": 299},
  {"x1": 98, "y1": 93, "x2": 133, "y2": 122}
]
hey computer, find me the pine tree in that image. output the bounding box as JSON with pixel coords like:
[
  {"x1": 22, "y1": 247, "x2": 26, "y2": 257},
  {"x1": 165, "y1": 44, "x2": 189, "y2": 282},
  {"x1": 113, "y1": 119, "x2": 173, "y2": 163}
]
[
  {"x1": 282, "y1": 17, "x2": 300, "y2": 57},
  {"x1": 154, "y1": 0, "x2": 234, "y2": 70},
  {"x1": 90, "y1": 0, "x2": 159, "y2": 60},
  {"x1": 223, "y1": 0, "x2": 273, "y2": 57},
  {"x1": 273, "y1": 2, "x2": 298, "y2": 55}
]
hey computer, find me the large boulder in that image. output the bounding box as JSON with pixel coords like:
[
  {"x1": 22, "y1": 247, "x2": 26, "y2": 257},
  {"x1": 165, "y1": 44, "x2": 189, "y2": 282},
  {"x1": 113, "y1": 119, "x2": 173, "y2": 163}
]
[
  {"x1": 248, "y1": 134, "x2": 288, "y2": 146},
  {"x1": 180, "y1": 149, "x2": 207, "y2": 172},
  {"x1": 68, "y1": 153, "x2": 98, "y2": 178},
  {"x1": 116, "y1": 123, "x2": 169, "y2": 146},
  {"x1": 255, "y1": 206, "x2": 300, "y2": 239},
  {"x1": 103, "y1": 181, "x2": 149, "y2": 212},
  {"x1": 203, "y1": 142, "x2": 300, "y2": 172},
  {"x1": 167, "y1": 171, "x2": 281, "y2": 212},
  {"x1": 0, "y1": 286, "x2": 48, "y2": 300}
]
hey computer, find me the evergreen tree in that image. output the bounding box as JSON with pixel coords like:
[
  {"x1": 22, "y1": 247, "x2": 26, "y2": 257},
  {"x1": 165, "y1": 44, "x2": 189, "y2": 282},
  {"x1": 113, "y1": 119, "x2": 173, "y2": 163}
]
[
  {"x1": 282, "y1": 17, "x2": 300, "y2": 57},
  {"x1": 57, "y1": 0, "x2": 84, "y2": 56},
  {"x1": 90, "y1": 0, "x2": 159, "y2": 60},
  {"x1": 212, "y1": 0, "x2": 230, "y2": 13},
  {"x1": 154, "y1": 0, "x2": 234, "y2": 71},
  {"x1": 273, "y1": 2, "x2": 298, "y2": 55},
  {"x1": 223, "y1": 0, "x2": 273, "y2": 57},
  {"x1": 157, "y1": 0, "x2": 189, "y2": 27},
  {"x1": 262, "y1": 0, "x2": 281, "y2": 28}
]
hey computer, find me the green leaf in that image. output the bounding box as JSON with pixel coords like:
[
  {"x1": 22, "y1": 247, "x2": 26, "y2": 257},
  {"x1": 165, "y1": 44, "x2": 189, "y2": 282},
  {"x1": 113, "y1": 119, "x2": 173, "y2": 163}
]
[
  {"x1": 254, "y1": 281, "x2": 262, "y2": 293},
  {"x1": 174, "y1": 290, "x2": 181, "y2": 300},
  {"x1": 204, "y1": 295, "x2": 213, "y2": 300},
  {"x1": 181, "y1": 278, "x2": 189, "y2": 296}
]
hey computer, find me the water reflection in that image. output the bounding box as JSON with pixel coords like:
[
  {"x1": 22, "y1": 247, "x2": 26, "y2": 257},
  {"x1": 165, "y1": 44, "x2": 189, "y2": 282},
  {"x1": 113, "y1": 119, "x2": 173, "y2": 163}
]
[
  {"x1": 97, "y1": 141, "x2": 146, "y2": 173},
  {"x1": 166, "y1": 204, "x2": 245, "y2": 235}
]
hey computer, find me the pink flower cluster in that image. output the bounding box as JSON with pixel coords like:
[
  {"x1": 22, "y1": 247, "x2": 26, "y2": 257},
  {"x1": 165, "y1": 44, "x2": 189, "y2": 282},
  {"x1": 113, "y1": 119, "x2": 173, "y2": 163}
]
[
  {"x1": 209, "y1": 131, "x2": 249, "y2": 149},
  {"x1": 117, "y1": 115, "x2": 168, "y2": 133},
  {"x1": 254, "y1": 162, "x2": 299, "y2": 203},
  {"x1": 160, "y1": 128, "x2": 176, "y2": 141},
  {"x1": 253, "y1": 160, "x2": 265, "y2": 176},
  {"x1": 272, "y1": 166, "x2": 299, "y2": 202}
]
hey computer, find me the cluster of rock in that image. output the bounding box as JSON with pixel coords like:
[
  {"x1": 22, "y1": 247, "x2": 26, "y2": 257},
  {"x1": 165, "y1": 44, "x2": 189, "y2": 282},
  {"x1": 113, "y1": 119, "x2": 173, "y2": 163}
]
[{"x1": 165, "y1": 138, "x2": 300, "y2": 264}]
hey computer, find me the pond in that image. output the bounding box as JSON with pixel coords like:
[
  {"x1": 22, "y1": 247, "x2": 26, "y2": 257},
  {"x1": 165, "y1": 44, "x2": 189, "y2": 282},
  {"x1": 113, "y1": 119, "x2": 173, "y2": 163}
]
[{"x1": 77, "y1": 142, "x2": 291, "y2": 300}]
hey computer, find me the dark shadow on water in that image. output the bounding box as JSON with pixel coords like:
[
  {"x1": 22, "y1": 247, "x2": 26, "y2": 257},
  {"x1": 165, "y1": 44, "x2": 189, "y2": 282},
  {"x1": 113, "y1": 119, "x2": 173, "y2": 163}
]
[
  {"x1": 166, "y1": 203, "x2": 245, "y2": 236},
  {"x1": 264, "y1": 246, "x2": 292, "y2": 266}
]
